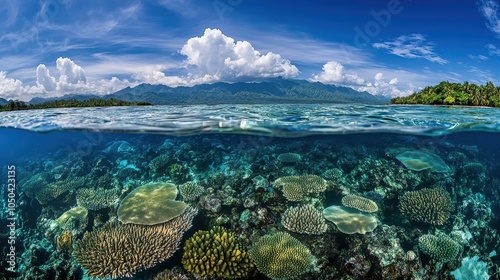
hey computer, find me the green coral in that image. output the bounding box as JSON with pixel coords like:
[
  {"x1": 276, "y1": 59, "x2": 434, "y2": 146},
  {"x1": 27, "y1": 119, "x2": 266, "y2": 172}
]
[
  {"x1": 179, "y1": 181, "x2": 204, "y2": 201},
  {"x1": 248, "y1": 232, "x2": 312, "y2": 279},
  {"x1": 281, "y1": 204, "x2": 327, "y2": 235},
  {"x1": 418, "y1": 233, "x2": 460, "y2": 262},
  {"x1": 399, "y1": 188, "x2": 454, "y2": 225},
  {"x1": 274, "y1": 175, "x2": 327, "y2": 201},
  {"x1": 182, "y1": 226, "x2": 254, "y2": 279}
]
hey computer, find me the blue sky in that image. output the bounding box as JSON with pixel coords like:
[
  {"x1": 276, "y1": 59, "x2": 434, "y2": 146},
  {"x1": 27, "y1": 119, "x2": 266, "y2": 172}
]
[{"x1": 0, "y1": 0, "x2": 499, "y2": 101}]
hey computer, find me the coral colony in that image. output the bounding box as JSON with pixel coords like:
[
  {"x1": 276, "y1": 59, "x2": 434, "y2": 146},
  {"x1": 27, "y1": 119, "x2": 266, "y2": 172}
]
[{"x1": 4, "y1": 135, "x2": 498, "y2": 280}]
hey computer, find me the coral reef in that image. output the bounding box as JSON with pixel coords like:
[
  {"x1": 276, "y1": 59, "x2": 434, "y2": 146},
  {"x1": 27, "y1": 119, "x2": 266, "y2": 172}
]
[
  {"x1": 117, "y1": 182, "x2": 188, "y2": 225},
  {"x1": 73, "y1": 207, "x2": 197, "y2": 279},
  {"x1": 56, "y1": 230, "x2": 73, "y2": 252},
  {"x1": 341, "y1": 194, "x2": 378, "y2": 213},
  {"x1": 182, "y1": 226, "x2": 254, "y2": 279},
  {"x1": 323, "y1": 205, "x2": 378, "y2": 234},
  {"x1": 281, "y1": 204, "x2": 327, "y2": 235},
  {"x1": 248, "y1": 232, "x2": 313, "y2": 279},
  {"x1": 396, "y1": 150, "x2": 450, "y2": 172},
  {"x1": 399, "y1": 188, "x2": 454, "y2": 225},
  {"x1": 179, "y1": 181, "x2": 204, "y2": 201},
  {"x1": 274, "y1": 175, "x2": 326, "y2": 201},
  {"x1": 418, "y1": 232, "x2": 460, "y2": 262},
  {"x1": 76, "y1": 187, "x2": 120, "y2": 210},
  {"x1": 277, "y1": 152, "x2": 301, "y2": 163}
]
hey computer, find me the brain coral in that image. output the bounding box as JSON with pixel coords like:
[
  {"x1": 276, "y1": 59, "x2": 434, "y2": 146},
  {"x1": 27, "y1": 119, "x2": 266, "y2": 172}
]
[
  {"x1": 323, "y1": 205, "x2": 378, "y2": 234},
  {"x1": 341, "y1": 194, "x2": 378, "y2": 213},
  {"x1": 281, "y1": 204, "x2": 327, "y2": 235},
  {"x1": 182, "y1": 226, "x2": 254, "y2": 279},
  {"x1": 399, "y1": 188, "x2": 454, "y2": 225},
  {"x1": 73, "y1": 207, "x2": 197, "y2": 279},
  {"x1": 117, "y1": 182, "x2": 187, "y2": 225},
  {"x1": 248, "y1": 232, "x2": 312, "y2": 279},
  {"x1": 274, "y1": 175, "x2": 327, "y2": 201},
  {"x1": 396, "y1": 150, "x2": 450, "y2": 172},
  {"x1": 418, "y1": 233, "x2": 460, "y2": 262}
]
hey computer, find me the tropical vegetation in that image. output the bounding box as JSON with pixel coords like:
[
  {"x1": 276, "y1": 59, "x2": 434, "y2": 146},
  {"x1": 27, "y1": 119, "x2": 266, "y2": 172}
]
[
  {"x1": 0, "y1": 98, "x2": 151, "y2": 111},
  {"x1": 391, "y1": 81, "x2": 500, "y2": 107}
]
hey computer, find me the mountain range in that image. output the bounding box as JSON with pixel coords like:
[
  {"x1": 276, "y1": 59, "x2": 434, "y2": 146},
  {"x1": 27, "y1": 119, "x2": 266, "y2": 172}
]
[{"x1": 28, "y1": 78, "x2": 389, "y2": 105}]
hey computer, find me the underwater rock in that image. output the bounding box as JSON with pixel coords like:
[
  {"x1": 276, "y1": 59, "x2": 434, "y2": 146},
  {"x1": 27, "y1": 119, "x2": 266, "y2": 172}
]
[
  {"x1": 117, "y1": 182, "x2": 188, "y2": 225},
  {"x1": 395, "y1": 150, "x2": 450, "y2": 172},
  {"x1": 200, "y1": 194, "x2": 222, "y2": 213},
  {"x1": 323, "y1": 205, "x2": 378, "y2": 234}
]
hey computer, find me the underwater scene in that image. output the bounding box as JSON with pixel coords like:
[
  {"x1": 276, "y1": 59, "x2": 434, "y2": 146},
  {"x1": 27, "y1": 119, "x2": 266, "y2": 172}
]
[{"x1": 0, "y1": 104, "x2": 499, "y2": 280}]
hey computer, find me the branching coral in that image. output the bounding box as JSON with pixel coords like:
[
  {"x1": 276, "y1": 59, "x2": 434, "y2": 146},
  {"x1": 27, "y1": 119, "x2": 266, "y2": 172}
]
[
  {"x1": 248, "y1": 232, "x2": 312, "y2": 279},
  {"x1": 399, "y1": 188, "x2": 454, "y2": 225},
  {"x1": 179, "y1": 181, "x2": 204, "y2": 201},
  {"x1": 341, "y1": 194, "x2": 378, "y2": 213},
  {"x1": 182, "y1": 226, "x2": 254, "y2": 279},
  {"x1": 274, "y1": 175, "x2": 327, "y2": 201},
  {"x1": 76, "y1": 188, "x2": 120, "y2": 210},
  {"x1": 281, "y1": 204, "x2": 327, "y2": 235},
  {"x1": 73, "y1": 207, "x2": 197, "y2": 279},
  {"x1": 418, "y1": 233, "x2": 460, "y2": 262}
]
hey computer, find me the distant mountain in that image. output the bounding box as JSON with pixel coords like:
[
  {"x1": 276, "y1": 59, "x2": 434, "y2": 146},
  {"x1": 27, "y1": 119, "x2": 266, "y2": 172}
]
[
  {"x1": 109, "y1": 78, "x2": 389, "y2": 105},
  {"x1": 0, "y1": 98, "x2": 8, "y2": 105},
  {"x1": 28, "y1": 78, "x2": 390, "y2": 105},
  {"x1": 29, "y1": 94, "x2": 102, "y2": 104}
]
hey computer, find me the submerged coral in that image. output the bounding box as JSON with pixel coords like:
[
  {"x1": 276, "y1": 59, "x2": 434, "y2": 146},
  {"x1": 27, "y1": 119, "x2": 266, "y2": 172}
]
[
  {"x1": 323, "y1": 205, "x2": 378, "y2": 234},
  {"x1": 395, "y1": 150, "x2": 450, "y2": 172},
  {"x1": 281, "y1": 204, "x2": 327, "y2": 235},
  {"x1": 418, "y1": 232, "x2": 460, "y2": 262},
  {"x1": 341, "y1": 194, "x2": 378, "y2": 213},
  {"x1": 73, "y1": 207, "x2": 197, "y2": 279},
  {"x1": 399, "y1": 188, "x2": 454, "y2": 225},
  {"x1": 274, "y1": 175, "x2": 327, "y2": 201}
]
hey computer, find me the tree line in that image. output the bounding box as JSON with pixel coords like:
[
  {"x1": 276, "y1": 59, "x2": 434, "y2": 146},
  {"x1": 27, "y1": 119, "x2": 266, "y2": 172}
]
[
  {"x1": 0, "y1": 98, "x2": 151, "y2": 111},
  {"x1": 390, "y1": 81, "x2": 500, "y2": 107}
]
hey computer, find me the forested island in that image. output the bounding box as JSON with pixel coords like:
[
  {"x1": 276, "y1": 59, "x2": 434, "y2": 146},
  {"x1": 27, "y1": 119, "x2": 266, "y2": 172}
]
[
  {"x1": 0, "y1": 98, "x2": 151, "y2": 111},
  {"x1": 391, "y1": 81, "x2": 500, "y2": 107}
]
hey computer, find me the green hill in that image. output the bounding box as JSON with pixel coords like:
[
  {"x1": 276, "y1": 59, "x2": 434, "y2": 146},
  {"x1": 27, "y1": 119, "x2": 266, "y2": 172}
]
[{"x1": 391, "y1": 81, "x2": 500, "y2": 107}]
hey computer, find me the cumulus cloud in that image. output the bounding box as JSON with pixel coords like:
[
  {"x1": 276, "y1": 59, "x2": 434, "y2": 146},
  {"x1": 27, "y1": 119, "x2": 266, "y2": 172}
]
[
  {"x1": 36, "y1": 64, "x2": 56, "y2": 91},
  {"x1": 311, "y1": 61, "x2": 417, "y2": 97},
  {"x1": 372, "y1": 34, "x2": 447, "y2": 64},
  {"x1": 311, "y1": 61, "x2": 365, "y2": 86},
  {"x1": 0, "y1": 71, "x2": 44, "y2": 100},
  {"x1": 478, "y1": 0, "x2": 500, "y2": 36},
  {"x1": 180, "y1": 28, "x2": 299, "y2": 81}
]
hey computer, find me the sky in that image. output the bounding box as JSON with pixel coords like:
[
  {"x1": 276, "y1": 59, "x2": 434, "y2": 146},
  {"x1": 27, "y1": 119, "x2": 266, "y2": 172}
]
[{"x1": 0, "y1": 0, "x2": 499, "y2": 101}]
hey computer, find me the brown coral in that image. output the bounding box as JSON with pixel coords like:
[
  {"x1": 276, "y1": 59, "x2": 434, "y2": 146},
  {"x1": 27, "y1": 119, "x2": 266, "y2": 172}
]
[
  {"x1": 399, "y1": 188, "x2": 454, "y2": 225},
  {"x1": 341, "y1": 194, "x2": 378, "y2": 213},
  {"x1": 56, "y1": 230, "x2": 73, "y2": 252},
  {"x1": 73, "y1": 207, "x2": 197, "y2": 279},
  {"x1": 274, "y1": 175, "x2": 327, "y2": 201},
  {"x1": 281, "y1": 204, "x2": 327, "y2": 235}
]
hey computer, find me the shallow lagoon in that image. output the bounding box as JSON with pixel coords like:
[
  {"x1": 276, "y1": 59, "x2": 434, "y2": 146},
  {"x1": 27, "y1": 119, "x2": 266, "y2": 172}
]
[{"x1": 0, "y1": 104, "x2": 499, "y2": 279}]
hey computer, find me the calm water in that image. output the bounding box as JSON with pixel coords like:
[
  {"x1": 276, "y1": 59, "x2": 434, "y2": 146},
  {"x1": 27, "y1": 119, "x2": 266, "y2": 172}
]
[{"x1": 0, "y1": 104, "x2": 499, "y2": 280}]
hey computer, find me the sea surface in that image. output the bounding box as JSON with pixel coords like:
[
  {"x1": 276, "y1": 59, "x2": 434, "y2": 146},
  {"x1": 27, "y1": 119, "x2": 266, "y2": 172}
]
[{"x1": 0, "y1": 104, "x2": 499, "y2": 280}]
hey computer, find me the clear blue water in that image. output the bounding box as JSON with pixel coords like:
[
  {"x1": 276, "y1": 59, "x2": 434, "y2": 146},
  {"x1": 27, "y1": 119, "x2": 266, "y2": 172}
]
[{"x1": 0, "y1": 104, "x2": 499, "y2": 279}]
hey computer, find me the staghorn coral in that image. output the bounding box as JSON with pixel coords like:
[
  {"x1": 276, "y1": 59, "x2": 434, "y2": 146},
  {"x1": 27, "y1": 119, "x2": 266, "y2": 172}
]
[
  {"x1": 76, "y1": 188, "x2": 120, "y2": 210},
  {"x1": 151, "y1": 269, "x2": 189, "y2": 280},
  {"x1": 323, "y1": 205, "x2": 378, "y2": 234},
  {"x1": 182, "y1": 226, "x2": 254, "y2": 279},
  {"x1": 73, "y1": 207, "x2": 197, "y2": 279},
  {"x1": 249, "y1": 232, "x2": 312, "y2": 279},
  {"x1": 281, "y1": 204, "x2": 327, "y2": 235},
  {"x1": 56, "y1": 230, "x2": 73, "y2": 252},
  {"x1": 277, "y1": 153, "x2": 301, "y2": 163},
  {"x1": 117, "y1": 182, "x2": 187, "y2": 225},
  {"x1": 179, "y1": 181, "x2": 204, "y2": 201},
  {"x1": 399, "y1": 188, "x2": 454, "y2": 225},
  {"x1": 341, "y1": 194, "x2": 378, "y2": 213},
  {"x1": 274, "y1": 175, "x2": 327, "y2": 201},
  {"x1": 418, "y1": 232, "x2": 460, "y2": 262}
]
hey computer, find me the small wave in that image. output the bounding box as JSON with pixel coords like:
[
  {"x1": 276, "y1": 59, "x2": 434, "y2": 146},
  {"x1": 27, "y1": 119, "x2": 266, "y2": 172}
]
[{"x1": 0, "y1": 104, "x2": 499, "y2": 136}]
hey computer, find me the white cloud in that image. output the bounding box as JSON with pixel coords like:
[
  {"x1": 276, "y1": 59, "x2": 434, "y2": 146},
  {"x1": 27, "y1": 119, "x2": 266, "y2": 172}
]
[
  {"x1": 0, "y1": 71, "x2": 44, "y2": 100},
  {"x1": 36, "y1": 64, "x2": 56, "y2": 91},
  {"x1": 311, "y1": 61, "x2": 365, "y2": 86},
  {"x1": 478, "y1": 0, "x2": 500, "y2": 36},
  {"x1": 180, "y1": 28, "x2": 299, "y2": 81},
  {"x1": 311, "y1": 61, "x2": 417, "y2": 97},
  {"x1": 486, "y1": 43, "x2": 500, "y2": 55},
  {"x1": 373, "y1": 34, "x2": 447, "y2": 64},
  {"x1": 56, "y1": 57, "x2": 87, "y2": 84}
]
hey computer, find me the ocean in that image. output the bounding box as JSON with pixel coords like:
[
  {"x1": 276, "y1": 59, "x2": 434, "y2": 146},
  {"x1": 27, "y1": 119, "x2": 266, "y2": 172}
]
[{"x1": 0, "y1": 104, "x2": 499, "y2": 280}]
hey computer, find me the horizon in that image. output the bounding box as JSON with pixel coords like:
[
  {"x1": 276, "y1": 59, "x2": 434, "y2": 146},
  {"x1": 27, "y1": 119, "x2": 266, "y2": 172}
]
[{"x1": 1, "y1": 0, "x2": 499, "y2": 101}]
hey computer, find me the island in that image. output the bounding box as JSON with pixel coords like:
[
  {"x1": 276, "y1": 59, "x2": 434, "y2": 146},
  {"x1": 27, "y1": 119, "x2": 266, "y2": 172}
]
[
  {"x1": 0, "y1": 98, "x2": 151, "y2": 112},
  {"x1": 390, "y1": 81, "x2": 500, "y2": 107}
]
